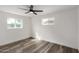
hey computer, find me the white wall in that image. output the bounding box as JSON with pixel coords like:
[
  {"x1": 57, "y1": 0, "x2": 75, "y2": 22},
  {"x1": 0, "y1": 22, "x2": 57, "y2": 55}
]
[
  {"x1": 32, "y1": 8, "x2": 78, "y2": 49},
  {"x1": 78, "y1": 7, "x2": 79, "y2": 50},
  {"x1": 0, "y1": 11, "x2": 32, "y2": 45}
]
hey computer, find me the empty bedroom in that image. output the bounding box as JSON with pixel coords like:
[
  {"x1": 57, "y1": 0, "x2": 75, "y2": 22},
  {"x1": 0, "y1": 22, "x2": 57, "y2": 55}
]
[{"x1": 0, "y1": 5, "x2": 79, "y2": 53}]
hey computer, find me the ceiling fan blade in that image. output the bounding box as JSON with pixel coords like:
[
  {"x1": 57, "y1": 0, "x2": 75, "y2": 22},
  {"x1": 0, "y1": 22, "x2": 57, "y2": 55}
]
[
  {"x1": 25, "y1": 11, "x2": 30, "y2": 14},
  {"x1": 19, "y1": 8, "x2": 28, "y2": 11},
  {"x1": 33, "y1": 10, "x2": 43, "y2": 12},
  {"x1": 33, "y1": 12, "x2": 37, "y2": 15}
]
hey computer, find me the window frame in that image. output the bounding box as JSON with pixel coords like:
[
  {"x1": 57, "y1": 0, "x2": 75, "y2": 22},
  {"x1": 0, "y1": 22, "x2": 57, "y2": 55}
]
[
  {"x1": 7, "y1": 18, "x2": 23, "y2": 29},
  {"x1": 42, "y1": 17, "x2": 55, "y2": 25}
]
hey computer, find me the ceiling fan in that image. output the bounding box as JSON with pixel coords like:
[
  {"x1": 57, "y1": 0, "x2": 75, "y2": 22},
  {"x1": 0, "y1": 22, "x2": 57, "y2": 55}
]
[{"x1": 19, "y1": 5, "x2": 43, "y2": 15}]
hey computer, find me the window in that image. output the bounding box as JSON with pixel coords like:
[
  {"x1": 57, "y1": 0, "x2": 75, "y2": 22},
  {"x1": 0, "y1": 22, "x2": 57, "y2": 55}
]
[
  {"x1": 7, "y1": 18, "x2": 23, "y2": 29},
  {"x1": 42, "y1": 17, "x2": 55, "y2": 25}
]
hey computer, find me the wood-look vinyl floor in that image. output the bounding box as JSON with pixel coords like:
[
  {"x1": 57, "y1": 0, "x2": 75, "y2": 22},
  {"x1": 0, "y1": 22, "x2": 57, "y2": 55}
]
[{"x1": 0, "y1": 38, "x2": 78, "y2": 53}]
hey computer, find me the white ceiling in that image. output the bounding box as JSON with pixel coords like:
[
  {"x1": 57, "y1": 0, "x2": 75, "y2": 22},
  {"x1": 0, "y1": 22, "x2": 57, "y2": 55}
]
[{"x1": 0, "y1": 5, "x2": 77, "y2": 17}]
